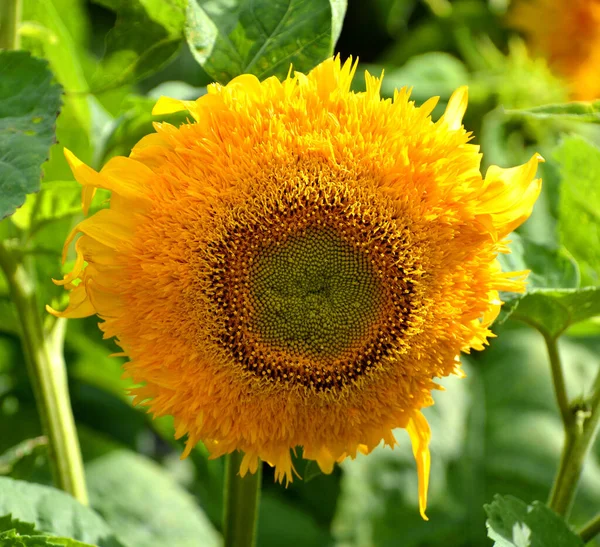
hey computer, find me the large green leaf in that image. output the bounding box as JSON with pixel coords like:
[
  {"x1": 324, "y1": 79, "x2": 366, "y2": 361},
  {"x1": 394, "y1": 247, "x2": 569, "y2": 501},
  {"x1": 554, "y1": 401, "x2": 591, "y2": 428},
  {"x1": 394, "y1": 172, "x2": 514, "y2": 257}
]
[
  {"x1": 498, "y1": 233, "x2": 579, "y2": 292},
  {"x1": 497, "y1": 234, "x2": 599, "y2": 337},
  {"x1": 85, "y1": 450, "x2": 220, "y2": 547},
  {"x1": 0, "y1": 514, "x2": 37, "y2": 536},
  {"x1": 20, "y1": 0, "x2": 94, "y2": 181},
  {"x1": 0, "y1": 513, "x2": 95, "y2": 547},
  {"x1": 0, "y1": 478, "x2": 124, "y2": 547},
  {"x1": 555, "y1": 136, "x2": 600, "y2": 286},
  {"x1": 91, "y1": 0, "x2": 187, "y2": 89},
  {"x1": 186, "y1": 0, "x2": 347, "y2": 83},
  {"x1": 503, "y1": 287, "x2": 600, "y2": 339},
  {"x1": 0, "y1": 531, "x2": 93, "y2": 546},
  {"x1": 485, "y1": 495, "x2": 584, "y2": 547},
  {"x1": 505, "y1": 101, "x2": 600, "y2": 124},
  {"x1": 0, "y1": 51, "x2": 62, "y2": 219}
]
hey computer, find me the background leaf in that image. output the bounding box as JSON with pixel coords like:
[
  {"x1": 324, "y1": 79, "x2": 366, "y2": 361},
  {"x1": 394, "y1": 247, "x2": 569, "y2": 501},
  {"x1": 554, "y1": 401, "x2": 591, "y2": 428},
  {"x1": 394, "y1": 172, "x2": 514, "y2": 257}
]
[
  {"x1": 502, "y1": 287, "x2": 600, "y2": 338},
  {"x1": 186, "y1": 0, "x2": 347, "y2": 83},
  {"x1": 0, "y1": 51, "x2": 62, "y2": 219},
  {"x1": 20, "y1": 0, "x2": 94, "y2": 182},
  {"x1": 85, "y1": 449, "x2": 221, "y2": 547},
  {"x1": 0, "y1": 477, "x2": 124, "y2": 547},
  {"x1": 506, "y1": 102, "x2": 600, "y2": 124},
  {"x1": 484, "y1": 494, "x2": 584, "y2": 547},
  {"x1": 91, "y1": 0, "x2": 187, "y2": 90},
  {"x1": 555, "y1": 136, "x2": 600, "y2": 286}
]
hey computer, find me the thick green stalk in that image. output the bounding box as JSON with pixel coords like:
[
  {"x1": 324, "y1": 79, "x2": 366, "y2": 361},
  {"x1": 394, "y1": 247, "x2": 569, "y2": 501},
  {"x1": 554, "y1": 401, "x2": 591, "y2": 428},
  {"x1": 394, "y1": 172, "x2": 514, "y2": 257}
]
[
  {"x1": 0, "y1": 0, "x2": 22, "y2": 49},
  {"x1": 546, "y1": 334, "x2": 600, "y2": 517},
  {"x1": 223, "y1": 452, "x2": 262, "y2": 547},
  {"x1": 0, "y1": 244, "x2": 88, "y2": 504},
  {"x1": 579, "y1": 512, "x2": 600, "y2": 544}
]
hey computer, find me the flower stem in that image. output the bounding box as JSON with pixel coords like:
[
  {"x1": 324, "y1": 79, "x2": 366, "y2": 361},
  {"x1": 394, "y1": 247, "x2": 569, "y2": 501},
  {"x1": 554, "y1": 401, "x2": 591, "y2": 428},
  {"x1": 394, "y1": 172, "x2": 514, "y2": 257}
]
[
  {"x1": 0, "y1": 243, "x2": 88, "y2": 504},
  {"x1": 543, "y1": 333, "x2": 572, "y2": 429},
  {"x1": 579, "y1": 512, "x2": 600, "y2": 544},
  {"x1": 223, "y1": 452, "x2": 262, "y2": 547},
  {"x1": 546, "y1": 333, "x2": 600, "y2": 518},
  {"x1": 0, "y1": 0, "x2": 22, "y2": 50}
]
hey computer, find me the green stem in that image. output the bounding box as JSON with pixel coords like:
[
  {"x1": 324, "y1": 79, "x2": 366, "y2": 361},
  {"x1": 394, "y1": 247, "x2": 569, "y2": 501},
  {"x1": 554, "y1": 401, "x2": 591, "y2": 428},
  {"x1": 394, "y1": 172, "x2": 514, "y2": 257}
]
[
  {"x1": 0, "y1": 243, "x2": 88, "y2": 504},
  {"x1": 579, "y1": 512, "x2": 600, "y2": 544},
  {"x1": 543, "y1": 334, "x2": 573, "y2": 430},
  {"x1": 546, "y1": 334, "x2": 600, "y2": 517},
  {"x1": 0, "y1": 0, "x2": 22, "y2": 50},
  {"x1": 223, "y1": 452, "x2": 262, "y2": 547}
]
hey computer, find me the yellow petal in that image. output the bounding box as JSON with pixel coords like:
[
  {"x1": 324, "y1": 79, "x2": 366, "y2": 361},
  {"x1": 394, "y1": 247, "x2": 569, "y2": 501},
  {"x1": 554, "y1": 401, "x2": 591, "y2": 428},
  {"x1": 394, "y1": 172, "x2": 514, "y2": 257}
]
[
  {"x1": 479, "y1": 153, "x2": 543, "y2": 237},
  {"x1": 152, "y1": 96, "x2": 192, "y2": 116},
  {"x1": 46, "y1": 283, "x2": 95, "y2": 319},
  {"x1": 406, "y1": 410, "x2": 431, "y2": 520},
  {"x1": 440, "y1": 86, "x2": 468, "y2": 130}
]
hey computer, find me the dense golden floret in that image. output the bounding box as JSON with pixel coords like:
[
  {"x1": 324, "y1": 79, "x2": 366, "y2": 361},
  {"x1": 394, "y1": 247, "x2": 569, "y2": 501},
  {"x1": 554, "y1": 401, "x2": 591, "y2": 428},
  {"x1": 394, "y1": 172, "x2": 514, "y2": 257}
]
[
  {"x1": 510, "y1": 0, "x2": 600, "y2": 100},
  {"x1": 49, "y1": 57, "x2": 542, "y2": 519}
]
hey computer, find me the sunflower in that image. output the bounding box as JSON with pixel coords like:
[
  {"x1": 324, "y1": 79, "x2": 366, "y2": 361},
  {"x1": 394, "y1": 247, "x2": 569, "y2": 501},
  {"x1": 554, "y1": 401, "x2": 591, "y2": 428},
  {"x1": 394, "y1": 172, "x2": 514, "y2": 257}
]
[
  {"x1": 509, "y1": 0, "x2": 600, "y2": 100},
  {"x1": 49, "y1": 57, "x2": 541, "y2": 519}
]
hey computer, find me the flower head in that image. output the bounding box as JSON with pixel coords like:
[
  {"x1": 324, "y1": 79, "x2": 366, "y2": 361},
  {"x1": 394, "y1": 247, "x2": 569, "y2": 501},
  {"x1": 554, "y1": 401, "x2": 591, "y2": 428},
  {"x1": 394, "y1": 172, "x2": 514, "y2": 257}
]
[
  {"x1": 49, "y1": 57, "x2": 541, "y2": 519},
  {"x1": 510, "y1": 0, "x2": 600, "y2": 100}
]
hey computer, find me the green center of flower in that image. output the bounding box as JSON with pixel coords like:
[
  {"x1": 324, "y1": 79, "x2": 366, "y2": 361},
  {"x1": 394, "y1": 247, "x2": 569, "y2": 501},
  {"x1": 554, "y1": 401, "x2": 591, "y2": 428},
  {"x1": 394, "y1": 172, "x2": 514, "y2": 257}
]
[{"x1": 249, "y1": 226, "x2": 382, "y2": 359}]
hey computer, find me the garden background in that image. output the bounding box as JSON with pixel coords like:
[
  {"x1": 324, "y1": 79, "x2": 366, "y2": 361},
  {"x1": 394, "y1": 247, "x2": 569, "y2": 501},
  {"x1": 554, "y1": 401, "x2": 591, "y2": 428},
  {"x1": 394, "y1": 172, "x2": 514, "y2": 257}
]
[{"x1": 1, "y1": 0, "x2": 600, "y2": 546}]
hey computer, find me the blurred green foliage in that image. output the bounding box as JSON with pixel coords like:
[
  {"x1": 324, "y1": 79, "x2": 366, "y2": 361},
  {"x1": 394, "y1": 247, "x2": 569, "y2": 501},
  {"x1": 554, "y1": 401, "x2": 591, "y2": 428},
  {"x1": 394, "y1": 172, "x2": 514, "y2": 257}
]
[{"x1": 0, "y1": 0, "x2": 599, "y2": 546}]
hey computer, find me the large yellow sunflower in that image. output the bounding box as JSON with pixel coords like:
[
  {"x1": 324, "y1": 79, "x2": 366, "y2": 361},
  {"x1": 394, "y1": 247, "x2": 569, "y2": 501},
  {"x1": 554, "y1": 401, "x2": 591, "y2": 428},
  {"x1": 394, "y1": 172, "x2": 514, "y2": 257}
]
[
  {"x1": 510, "y1": 0, "x2": 600, "y2": 100},
  {"x1": 49, "y1": 57, "x2": 541, "y2": 519}
]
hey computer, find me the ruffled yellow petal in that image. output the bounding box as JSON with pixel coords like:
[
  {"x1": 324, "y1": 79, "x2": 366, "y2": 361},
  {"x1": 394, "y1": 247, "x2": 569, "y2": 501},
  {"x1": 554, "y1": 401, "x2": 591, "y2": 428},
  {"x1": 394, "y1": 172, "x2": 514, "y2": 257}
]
[{"x1": 406, "y1": 410, "x2": 431, "y2": 521}]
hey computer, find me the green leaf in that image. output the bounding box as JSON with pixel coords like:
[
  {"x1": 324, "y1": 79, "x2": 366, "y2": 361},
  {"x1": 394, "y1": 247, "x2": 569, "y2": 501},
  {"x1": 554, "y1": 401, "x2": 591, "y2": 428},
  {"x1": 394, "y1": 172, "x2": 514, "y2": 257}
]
[
  {"x1": 186, "y1": 0, "x2": 347, "y2": 83},
  {"x1": 0, "y1": 477, "x2": 124, "y2": 547},
  {"x1": 555, "y1": 136, "x2": 600, "y2": 286},
  {"x1": 0, "y1": 514, "x2": 37, "y2": 536},
  {"x1": 20, "y1": 0, "x2": 94, "y2": 181},
  {"x1": 497, "y1": 233, "x2": 580, "y2": 292},
  {"x1": 0, "y1": 515, "x2": 94, "y2": 547},
  {"x1": 85, "y1": 450, "x2": 220, "y2": 547},
  {"x1": 496, "y1": 234, "x2": 600, "y2": 337},
  {"x1": 505, "y1": 101, "x2": 600, "y2": 124},
  {"x1": 484, "y1": 495, "x2": 584, "y2": 547},
  {"x1": 504, "y1": 287, "x2": 600, "y2": 338},
  {"x1": 91, "y1": 0, "x2": 187, "y2": 89},
  {"x1": 0, "y1": 51, "x2": 62, "y2": 219}
]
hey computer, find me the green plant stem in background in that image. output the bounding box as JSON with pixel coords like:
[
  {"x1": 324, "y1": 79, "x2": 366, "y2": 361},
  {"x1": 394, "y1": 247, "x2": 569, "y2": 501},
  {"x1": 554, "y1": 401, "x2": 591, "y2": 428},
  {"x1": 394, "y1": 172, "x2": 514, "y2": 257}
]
[
  {"x1": 223, "y1": 451, "x2": 262, "y2": 547},
  {"x1": 544, "y1": 333, "x2": 573, "y2": 430},
  {"x1": 546, "y1": 334, "x2": 600, "y2": 518},
  {"x1": 0, "y1": 243, "x2": 88, "y2": 504},
  {"x1": 0, "y1": 0, "x2": 21, "y2": 49},
  {"x1": 579, "y1": 512, "x2": 600, "y2": 544}
]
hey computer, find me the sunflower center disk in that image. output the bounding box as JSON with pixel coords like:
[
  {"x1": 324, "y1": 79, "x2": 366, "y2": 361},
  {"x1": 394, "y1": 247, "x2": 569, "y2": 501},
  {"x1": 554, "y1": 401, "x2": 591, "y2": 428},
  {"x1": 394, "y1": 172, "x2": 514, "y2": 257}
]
[
  {"x1": 207, "y1": 207, "x2": 416, "y2": 391},
  {"x1": 250, "y1": 227, "x2": 381, "y2": 360}
]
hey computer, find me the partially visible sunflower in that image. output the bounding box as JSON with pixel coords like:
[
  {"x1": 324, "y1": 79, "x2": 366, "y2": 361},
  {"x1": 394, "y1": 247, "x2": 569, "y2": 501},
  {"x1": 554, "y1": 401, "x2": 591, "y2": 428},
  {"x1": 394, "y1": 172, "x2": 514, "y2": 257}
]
[
  {"x1": 509, "y1": 0, "x2": 600, "y2": 100},
  {"x1": 49, "y1": 57, "x2": 541, "y2": 519}
]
